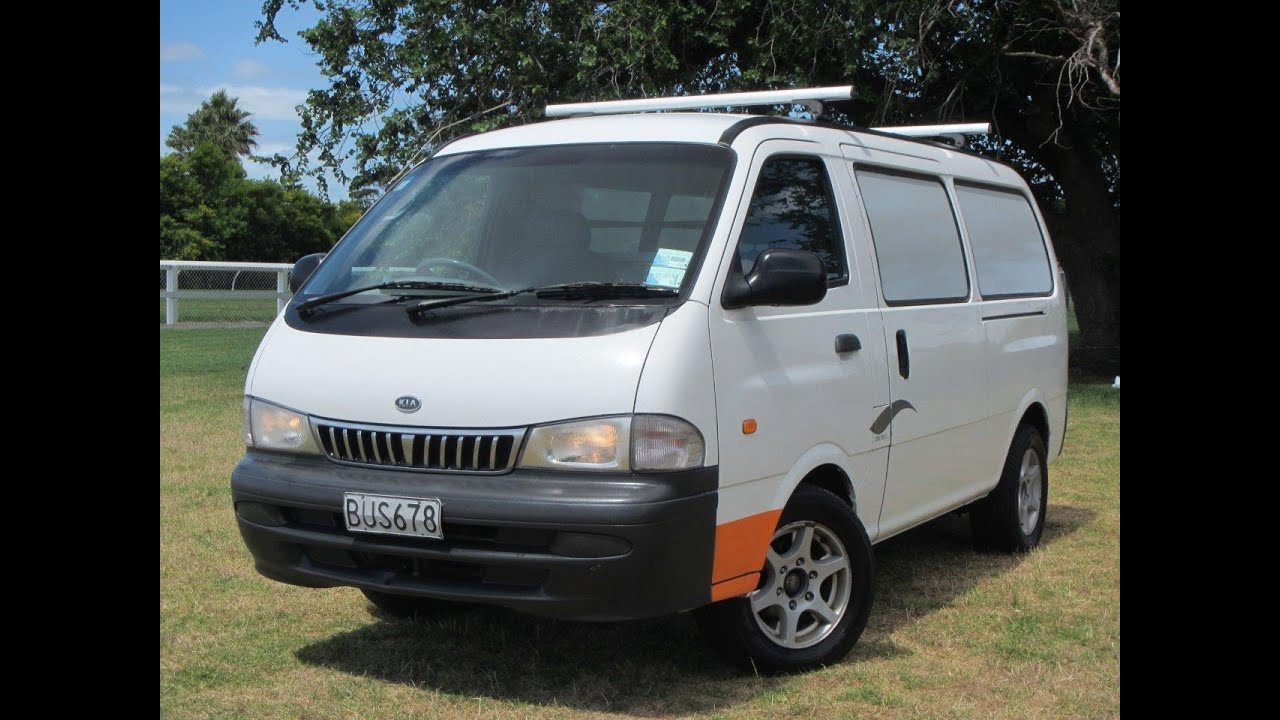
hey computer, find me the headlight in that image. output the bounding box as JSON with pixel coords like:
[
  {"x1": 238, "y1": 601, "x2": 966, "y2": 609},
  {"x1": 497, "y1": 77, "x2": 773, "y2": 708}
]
[
  {"x1": 519, "y1": 416, "x2": 632, "y2": 471},
  {"x1": 244, "y1": 397, "x2": 320, "y2": 454},
  {"x1": 518, "y1": 414, "x2": 704, "y2": 472}
]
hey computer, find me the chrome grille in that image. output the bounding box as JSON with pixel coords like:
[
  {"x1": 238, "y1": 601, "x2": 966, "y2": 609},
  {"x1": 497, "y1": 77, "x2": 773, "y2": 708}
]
[{"x1": 313, "y1": 420, "x2": 523, "y2": 474}]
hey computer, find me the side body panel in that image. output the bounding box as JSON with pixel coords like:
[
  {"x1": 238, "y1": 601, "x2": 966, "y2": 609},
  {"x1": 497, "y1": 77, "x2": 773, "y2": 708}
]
[
  {"x1": 704, "y1": 133, "x2": 892, "y2": 601},
  {"x1": 838, "y1": 144, "x2": 990, "y2": 540}
]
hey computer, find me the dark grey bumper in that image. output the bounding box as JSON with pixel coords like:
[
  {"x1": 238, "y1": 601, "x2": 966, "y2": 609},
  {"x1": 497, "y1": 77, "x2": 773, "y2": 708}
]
[{"x1": 231, "y1": 451, "x2": 718, "y2": 621}]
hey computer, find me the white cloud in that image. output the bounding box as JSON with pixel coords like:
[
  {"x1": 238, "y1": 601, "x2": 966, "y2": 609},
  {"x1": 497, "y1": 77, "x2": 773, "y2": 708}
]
[
  {"x1": 161, "y1": 83, "x2": 308, "y2": 120},
  {"x1": 160, "y1": 42, "x2": 203, "y2": 62},
  {"x1": 254, "y1": 141, "x2": 296, "y2": 157},
  {"x1": 233, "y1": 59, "x2": 270, "y2": 79},
  {"x1": 198, "y1": 84, "x2": 308, "y2": 120},
  {"x1": 159, "y1": 84, "x2": 199, "y2": 116}
]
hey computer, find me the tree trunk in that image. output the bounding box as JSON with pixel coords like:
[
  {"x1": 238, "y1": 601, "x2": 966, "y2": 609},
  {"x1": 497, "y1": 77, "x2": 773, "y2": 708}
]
[
  {"x1": 1045, "y1": 209, "x2": 1121, "y2": 375},
  {"x1": 996, "y1": 92, "x2": 1121, "y2": 376}
]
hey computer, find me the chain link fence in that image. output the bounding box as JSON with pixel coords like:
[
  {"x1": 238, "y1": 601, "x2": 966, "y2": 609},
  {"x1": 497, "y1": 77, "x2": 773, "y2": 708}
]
[{"x1": 160, "y1": 261, "x2": 294, "y2": 325}]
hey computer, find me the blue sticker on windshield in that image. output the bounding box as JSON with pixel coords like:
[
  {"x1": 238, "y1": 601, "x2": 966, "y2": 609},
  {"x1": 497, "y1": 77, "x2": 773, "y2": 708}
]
[{"x1": 646, "y1": 249, "x2": 693, "y2": 288}]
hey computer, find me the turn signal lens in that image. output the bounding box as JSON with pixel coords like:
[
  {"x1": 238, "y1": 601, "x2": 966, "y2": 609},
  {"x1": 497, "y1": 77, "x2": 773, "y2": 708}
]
[{"x1": 632, "y1": 415, "x2": 705, "y2": 471}]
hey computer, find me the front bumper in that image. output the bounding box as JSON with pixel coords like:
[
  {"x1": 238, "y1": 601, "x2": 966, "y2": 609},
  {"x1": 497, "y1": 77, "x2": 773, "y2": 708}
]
[{"x1": 231, "y1": 451, "x2": 718, "y2": 621}]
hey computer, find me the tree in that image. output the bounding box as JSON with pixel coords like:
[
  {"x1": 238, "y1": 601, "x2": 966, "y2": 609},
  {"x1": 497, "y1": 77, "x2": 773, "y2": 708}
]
[
  {"x1": 160, "y1": 142, "x2": 353, "y2": 262},
  {"x1": 257, "y1": 0, "x2": 1120, "y2": 371},
  {"x1": 166, "y1": 90, "x2": 261, "y2": 158}
]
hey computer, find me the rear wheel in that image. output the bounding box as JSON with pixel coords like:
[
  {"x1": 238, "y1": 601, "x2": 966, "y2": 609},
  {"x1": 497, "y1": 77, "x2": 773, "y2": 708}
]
[
  {"x1": 361, "y1": 589, "x2": 464, "y2": 620},
  {"x1": 971, "y1": 424, "x2": 1048, "y2": 552},
  {"x1": 695, "y1": 485, "x2": 874, "y2": 674}
]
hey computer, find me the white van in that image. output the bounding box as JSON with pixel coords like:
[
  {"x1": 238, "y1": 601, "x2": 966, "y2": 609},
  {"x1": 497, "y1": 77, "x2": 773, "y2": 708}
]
[{"x1": 232, "y1": 86, "x2": 1067, "y2": 673}]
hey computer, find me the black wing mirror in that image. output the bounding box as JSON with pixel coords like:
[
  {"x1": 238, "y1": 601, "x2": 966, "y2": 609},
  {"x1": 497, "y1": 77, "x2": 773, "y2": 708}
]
[
  {"x1": 721, "y1": 248, "x2": 827, "y2": 309},
  {"x1": 289, "y1": 253, "x2": 327, "y2": 293}
]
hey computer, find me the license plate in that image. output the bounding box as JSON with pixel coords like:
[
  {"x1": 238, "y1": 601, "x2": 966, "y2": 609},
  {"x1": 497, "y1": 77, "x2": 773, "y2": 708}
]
[{"x1": 343, "y1": 493, "x2": 443, "y2": 540}]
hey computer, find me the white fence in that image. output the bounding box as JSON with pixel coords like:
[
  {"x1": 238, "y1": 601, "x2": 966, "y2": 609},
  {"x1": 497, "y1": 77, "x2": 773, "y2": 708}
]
[{"x1": 160, "y1": 260, "x2": 294, "y2": 325}]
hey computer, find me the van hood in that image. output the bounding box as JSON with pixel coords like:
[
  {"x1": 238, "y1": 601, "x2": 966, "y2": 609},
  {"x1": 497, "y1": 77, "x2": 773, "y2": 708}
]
[{"x1": 247, "y1": 319, "x2": 660, "y2": 428}]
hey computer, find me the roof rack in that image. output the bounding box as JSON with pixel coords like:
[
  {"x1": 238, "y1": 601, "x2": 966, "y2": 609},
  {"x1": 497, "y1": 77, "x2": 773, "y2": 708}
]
[
  {"x1": 545, "y1": 86, "x2": 857, "y2": 118},
  {"x1": 544, "y1": 87, "x2": 991, "y2": 145},
  {"x1": 869, "y1": 122, "x2": 990, "y2": 139},
  {"x1": 868, "y1": 122, "x2": 991, "y2": 147}
]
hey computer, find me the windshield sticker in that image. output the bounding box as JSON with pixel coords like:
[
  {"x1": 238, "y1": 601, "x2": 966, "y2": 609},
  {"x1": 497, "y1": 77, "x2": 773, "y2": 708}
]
[{"x1": 646, "y1": 248, "x2": 694, "y2": 288}]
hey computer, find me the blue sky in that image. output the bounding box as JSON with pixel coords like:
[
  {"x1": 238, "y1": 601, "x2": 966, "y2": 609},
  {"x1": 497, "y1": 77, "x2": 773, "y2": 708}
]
[{"x1": 159, "y1": 0, "x2": 346, "y2": 196}]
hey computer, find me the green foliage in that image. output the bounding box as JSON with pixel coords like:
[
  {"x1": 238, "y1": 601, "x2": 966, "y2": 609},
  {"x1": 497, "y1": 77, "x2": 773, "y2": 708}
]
[
  {"x1": 166, "y1": 90, "x2": 262, "y2": 158},
  {"x1": 159, "y1": 142, "x2": 354, "y2": 262},
  {"x1": 256, "y1": 1, "x2": 1116, "y2": 198}
]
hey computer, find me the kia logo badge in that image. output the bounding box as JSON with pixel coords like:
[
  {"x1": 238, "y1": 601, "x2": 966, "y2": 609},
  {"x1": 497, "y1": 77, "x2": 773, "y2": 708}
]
[{"x1": 395, "y1": 395, "x2": 421, "y2": 413}]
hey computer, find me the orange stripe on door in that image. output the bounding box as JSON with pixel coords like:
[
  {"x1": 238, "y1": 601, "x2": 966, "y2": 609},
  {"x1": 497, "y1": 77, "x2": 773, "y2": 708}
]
[{"x1": 711, "y1": 509, "x2": 782, "y2": 585}]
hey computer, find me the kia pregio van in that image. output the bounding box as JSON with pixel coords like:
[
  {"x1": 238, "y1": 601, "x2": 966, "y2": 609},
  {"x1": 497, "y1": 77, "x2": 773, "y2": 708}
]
[{"x1": 232, "y1": 87, "x2": 1068, "y2": 673}]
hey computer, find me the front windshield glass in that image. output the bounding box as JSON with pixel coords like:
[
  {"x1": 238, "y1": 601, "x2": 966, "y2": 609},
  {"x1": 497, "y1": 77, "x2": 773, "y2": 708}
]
[{"x1": 303, "y1": 143, "x2": 734, "y2": 300}]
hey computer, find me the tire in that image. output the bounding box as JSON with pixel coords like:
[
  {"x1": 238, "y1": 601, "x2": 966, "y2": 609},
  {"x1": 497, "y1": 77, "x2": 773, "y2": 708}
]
[
  {"x1": 971, "y1": 424, "x2": 1048, "y2": 553},
  {"x1": 694, "y1": 485, "x2": 874, "y2": 674},
  {"x1": 361, "y1": 589, "x2": 464, "y2": 620}
]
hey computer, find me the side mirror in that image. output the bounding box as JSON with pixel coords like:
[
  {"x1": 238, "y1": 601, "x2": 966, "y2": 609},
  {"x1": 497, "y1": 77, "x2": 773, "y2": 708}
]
[
  {"x1": 289, "y1": 253, "x2": 326, "y2": 293},
  {"x1": 721, "y1": 248, "x2": 827, "y2": 309}
]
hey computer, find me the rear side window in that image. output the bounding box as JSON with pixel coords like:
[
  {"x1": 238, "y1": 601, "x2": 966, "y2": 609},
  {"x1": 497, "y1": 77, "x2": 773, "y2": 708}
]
[
  {"x1": 737, "y1": 156, "x2": 847, "y2": 284},
  {"x1": 955, "y1": 183, "x2": 1053, "y2": 298},
  {"x1": 855, "y1": 168, "x2": 968, "y2": 305}
]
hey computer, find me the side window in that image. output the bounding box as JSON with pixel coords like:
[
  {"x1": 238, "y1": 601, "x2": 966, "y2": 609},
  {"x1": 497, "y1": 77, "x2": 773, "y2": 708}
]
[
  {"x1": 855, "y1": 168, "x2": 968, "y2": 305},
  {"x1": 737, "y1": 156, "x2": 847, "y2": 284},
  {"x1": 954, "y1": 183, "x2": 1053, "y2": 298}
]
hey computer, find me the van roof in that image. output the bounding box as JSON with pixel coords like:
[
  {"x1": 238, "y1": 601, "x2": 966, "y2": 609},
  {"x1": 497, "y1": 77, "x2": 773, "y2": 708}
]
[
  {"x1": 438, "y1": 112, "x2": 753, "y2": 154},
  {"x1": 435, "y1": 112, "x2": 1025, "y2": 186}
]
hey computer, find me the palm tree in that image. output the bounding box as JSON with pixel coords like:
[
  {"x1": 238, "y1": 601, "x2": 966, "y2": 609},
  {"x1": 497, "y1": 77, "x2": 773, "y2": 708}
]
[{"x1": 165, "y1": 90, "x2": 260, "y2": 157}]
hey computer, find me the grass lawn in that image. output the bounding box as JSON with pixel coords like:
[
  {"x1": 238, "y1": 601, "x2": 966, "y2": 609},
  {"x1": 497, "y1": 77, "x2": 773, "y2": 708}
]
[
  {"x1": 160, "y1": 327, "x2": 1119, "y2": 719},
  {"x1": 160, "y1": 298, "x2": 281, "y2": 324}
]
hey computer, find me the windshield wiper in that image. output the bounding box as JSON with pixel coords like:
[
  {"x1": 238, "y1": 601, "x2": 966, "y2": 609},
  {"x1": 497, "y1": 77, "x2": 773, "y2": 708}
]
[
  {"x1": 407, "y1": 286, "x2": 537, "y2": 318},
  {"x1": 405, "y1": 282, "x2": 678, "y2": 319},
  {"x1": 534, "y1": 282, "x2": 679, "y2": 300},
  {"x1": 296, "y1": 280, "x2": 501, "y2": 319}
]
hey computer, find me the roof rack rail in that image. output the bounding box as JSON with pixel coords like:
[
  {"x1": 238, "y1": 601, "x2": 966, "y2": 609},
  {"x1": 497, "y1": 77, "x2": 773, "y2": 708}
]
[
  {"x1": 545, "y1": 86, "x2": 857, "y2": 118},
  {"x1": 870, "y1": 123, "x2": 991, "y2": 138},
  {"x1": 544, "y1": 86, "x2": 991, "y2": 146},
  {"x1": 869, "y1": 122, "x2": 991, "y2": 147}
]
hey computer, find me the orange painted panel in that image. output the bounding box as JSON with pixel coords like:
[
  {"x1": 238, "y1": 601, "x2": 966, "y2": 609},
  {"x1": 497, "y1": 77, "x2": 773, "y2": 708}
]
[
  {"x1": 711, "y1": 509, "x2": 782, "y2": 584},
  {"x1": 710, "y1": 573, "x2": 760, "y2": 602}
]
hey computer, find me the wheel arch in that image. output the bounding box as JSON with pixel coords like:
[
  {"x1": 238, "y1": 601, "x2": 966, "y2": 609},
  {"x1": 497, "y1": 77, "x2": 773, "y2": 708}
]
[
  {"x1": 1008, "y1": 388, "x2": 1050, "y2": 452},
  {"x1": 769, "y1": 443, "x2": 858, "y2": 517},
  {"x1": 710, "y1": 444, "x2": 859, "y2": 602}
]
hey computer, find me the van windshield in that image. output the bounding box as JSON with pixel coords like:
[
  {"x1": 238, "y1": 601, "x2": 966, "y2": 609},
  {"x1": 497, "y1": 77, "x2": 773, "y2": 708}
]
[{"x1": 302, "y1": 143, "x2": 734, "y2": 301}]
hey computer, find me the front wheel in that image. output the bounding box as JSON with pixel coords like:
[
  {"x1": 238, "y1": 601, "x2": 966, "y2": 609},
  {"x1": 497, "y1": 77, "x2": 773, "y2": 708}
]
[{"x1": 695, "y1": 485, "x2": 874, "y2": 674}]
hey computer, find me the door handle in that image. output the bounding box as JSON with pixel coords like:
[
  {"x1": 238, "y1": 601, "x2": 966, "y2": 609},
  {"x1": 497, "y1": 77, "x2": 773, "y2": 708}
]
[
  {"x1": 834, "y1": 334, "x2": 861, "y2": 354},
  {"x1": 895, "y1": 329, "x2": 910, "y2": 379}
]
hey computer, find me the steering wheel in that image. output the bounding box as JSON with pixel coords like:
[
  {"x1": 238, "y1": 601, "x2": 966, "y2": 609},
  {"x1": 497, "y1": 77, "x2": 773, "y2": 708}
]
[{"x1": 414, "y1": 257, "x2": 503, "y2": 288}]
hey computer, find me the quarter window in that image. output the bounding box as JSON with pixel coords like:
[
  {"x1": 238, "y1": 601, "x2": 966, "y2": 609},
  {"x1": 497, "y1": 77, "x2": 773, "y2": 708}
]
[
  {"x1": 737, "y1": 157, "x2": 847, "y2": 283},
  {"x1": 955, "y1": 183, "x2": 1053, "y2": 298},
  {"x1": 855, "y1": 168, "x2": 968, "y2": 305}
]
